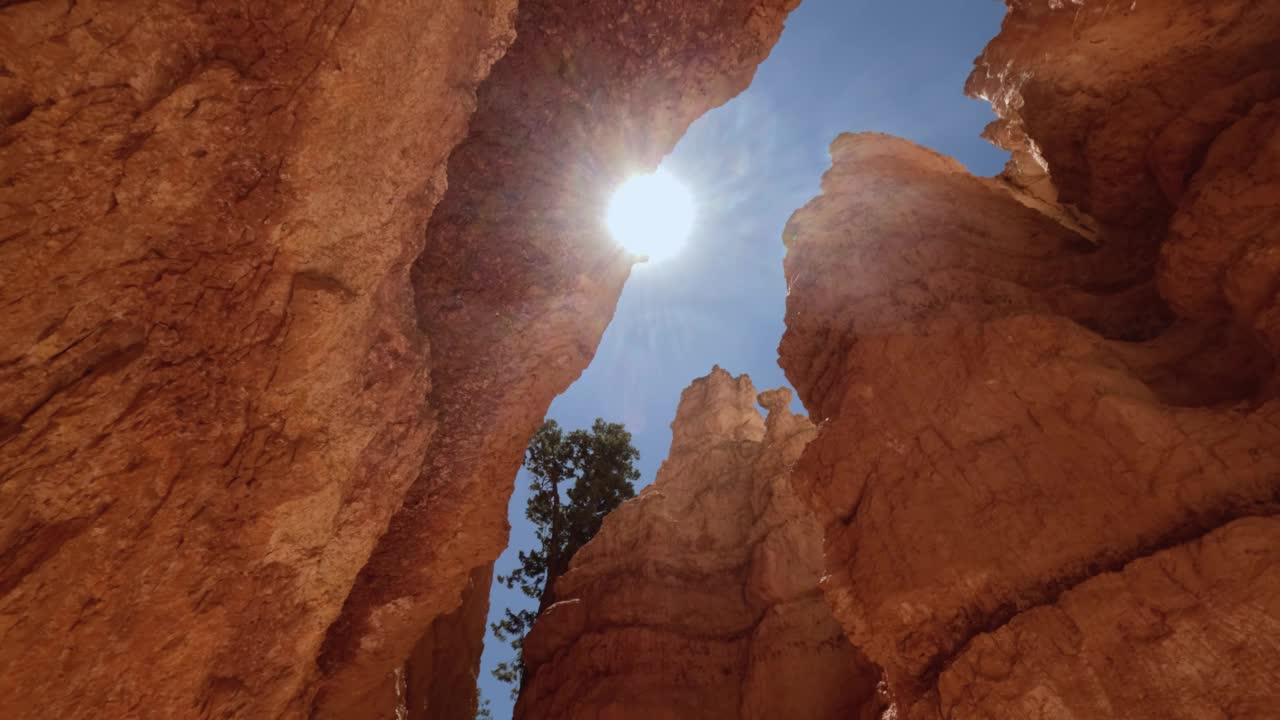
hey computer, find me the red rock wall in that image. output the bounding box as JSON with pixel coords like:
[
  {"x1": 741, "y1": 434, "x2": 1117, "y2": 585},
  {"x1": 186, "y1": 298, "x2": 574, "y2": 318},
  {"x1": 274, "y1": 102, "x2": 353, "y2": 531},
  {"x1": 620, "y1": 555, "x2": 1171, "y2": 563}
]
[
  {"x1": 0, "y1": 1, "x2": 798, "y2": 718},
  {"x1": 309, "y1": 1, "x2": 799, "y2": 716},
  {"x1": 0, "y1": 2, "x2": 516, "y2": 718},
  {"x1": 781, "y1": 2, "x2": 1280, "y2": 718},
  {"x1": 404, "y1": 564, "x2": 494, "y2": 720},
  {"x1": 516, "y1": 368, "x2": 881, "y2": 720},
  {"x1": 356, "y1": 563, "x2": 492, "y2": 720}
]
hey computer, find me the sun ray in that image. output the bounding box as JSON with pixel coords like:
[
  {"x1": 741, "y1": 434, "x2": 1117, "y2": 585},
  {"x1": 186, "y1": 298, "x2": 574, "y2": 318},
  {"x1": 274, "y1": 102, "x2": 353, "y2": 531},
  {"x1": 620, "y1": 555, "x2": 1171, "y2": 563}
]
[{"x1": 606, "y1": 169, "x2": 695, "y2": 263}]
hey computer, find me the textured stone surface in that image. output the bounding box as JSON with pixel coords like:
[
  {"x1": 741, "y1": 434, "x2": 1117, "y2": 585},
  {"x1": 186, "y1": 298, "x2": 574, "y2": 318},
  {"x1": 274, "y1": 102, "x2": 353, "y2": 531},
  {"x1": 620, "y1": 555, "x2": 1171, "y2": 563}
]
[
  {"x1": 781, "y1": 2, "x2": 1280, "y2": 718},
  {"x1": 0, "y1": 1, "x2": 797, "y2": 718},
  {"x1": 1161, "y1": 100, "x2": 1280, "y2": 366},
  {"x1": 403, "y1": 563, "x2": 494, "y2": 720},
  {"x1": 516, "y1": 368, "x2": 881, "y2": 720},
  {"x1": 0, "y1": 2, "x2": 516, "y2": 718},
  {"x1": 940, "y1": 517, "x2": 1280, "y2": 720},
  {"x1": 353, "y1": 563, "x2": 492, "y2": 720},
  {"x1": 967, "y1": 0, "x2": 1280, "y2": 228},
  {"x1": 311, "y1": 1, "x2": 799, "y2": 716}
]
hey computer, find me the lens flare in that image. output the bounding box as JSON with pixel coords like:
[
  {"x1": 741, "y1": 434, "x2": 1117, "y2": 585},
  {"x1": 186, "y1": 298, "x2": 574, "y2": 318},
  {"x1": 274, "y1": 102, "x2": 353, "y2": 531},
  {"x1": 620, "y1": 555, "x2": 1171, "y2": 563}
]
[{"x1": 606, "y1": 169, "x2": 695, "y2": 263}]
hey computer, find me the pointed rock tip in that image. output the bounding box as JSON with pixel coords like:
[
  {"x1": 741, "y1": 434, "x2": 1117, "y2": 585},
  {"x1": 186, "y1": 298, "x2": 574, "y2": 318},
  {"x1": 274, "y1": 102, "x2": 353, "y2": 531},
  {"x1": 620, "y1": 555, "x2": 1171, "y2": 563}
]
[
  {"x1": 669, "y1": 367, "x2": 764, "y2": 447},
  {"x1": 757, "y1": 386, "x2": 793, "y2": 416}
]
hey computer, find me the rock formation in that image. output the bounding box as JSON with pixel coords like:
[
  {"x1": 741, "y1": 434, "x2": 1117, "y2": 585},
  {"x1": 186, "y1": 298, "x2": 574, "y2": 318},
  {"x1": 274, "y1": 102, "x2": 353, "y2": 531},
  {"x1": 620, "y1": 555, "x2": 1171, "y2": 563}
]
[
  {"x1": 517, "y1": 368, "x2": 882, "y2": 720},
  {"x1": 313, "y1": 1, "x2": 799, "y2": 716},
  {"x1": 780, "y1": 2, "x2": 1280, "y2": 719},
  {"x1": 0, "y1": 1, "x2": 797, "y2": 718},
  {"x1": 365, "y1": 564, "x2": 493, "y2": 720},
  {"x1": 0, "y1": 3, "x2": 517, "y2": 718}
]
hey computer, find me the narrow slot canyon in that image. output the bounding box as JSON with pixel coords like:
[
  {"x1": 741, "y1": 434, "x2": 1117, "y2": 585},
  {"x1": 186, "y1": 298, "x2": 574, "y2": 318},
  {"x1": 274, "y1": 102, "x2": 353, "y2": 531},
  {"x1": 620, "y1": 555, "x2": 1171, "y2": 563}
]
[{"x1": 1, "y1": 1, "x2": 1278, "y2": 720}]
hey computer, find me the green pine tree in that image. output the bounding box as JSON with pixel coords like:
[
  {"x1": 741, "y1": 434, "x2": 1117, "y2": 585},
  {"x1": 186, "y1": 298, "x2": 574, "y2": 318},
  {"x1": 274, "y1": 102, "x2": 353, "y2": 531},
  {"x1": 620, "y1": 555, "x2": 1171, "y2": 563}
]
[{"x1": 491, "y1": 419, "x2": 640, "y2": 696}]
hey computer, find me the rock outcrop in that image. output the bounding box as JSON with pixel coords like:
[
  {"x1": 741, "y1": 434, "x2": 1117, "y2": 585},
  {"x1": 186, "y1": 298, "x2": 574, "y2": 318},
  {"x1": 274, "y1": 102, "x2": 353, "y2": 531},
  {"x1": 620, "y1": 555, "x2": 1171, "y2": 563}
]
[
  {"x1": 516, "y1": 368, "x2": 882, "y2": 720},
  {"x1": 400, "y1": 564, "x2": 496, "y2": 720},
  {"x1": 781, "y1": 2, "x2": 1280, "y2": 719},
  {"x1": 0, "y1": 1, "x2": 797, "y2": 718},
  {"x1": 0, "y1": 3, "x2": 516, "y2": 718},
  {"x1": 357, "y1": 564, "x2": 492, "y2": 720},
  {"x1": 312, "y1": 1, "x2": 799, "y2": 716}
]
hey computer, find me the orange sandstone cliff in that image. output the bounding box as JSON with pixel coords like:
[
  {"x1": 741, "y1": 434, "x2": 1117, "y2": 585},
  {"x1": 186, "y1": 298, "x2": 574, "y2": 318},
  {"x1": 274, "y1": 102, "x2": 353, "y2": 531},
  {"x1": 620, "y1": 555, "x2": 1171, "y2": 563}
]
[
  {"x1": 516, "y1": 368, "x2": 881, "y2": 720},
  {"x1": 314, "y1": 0, "x2": 799, "y2": 716},
  {"x1": 7, "y1": 0, "x2": 1279, "y2": 717},
  {"x1": 0, "y1": 1, "x2": 797, "y2": 718},
  {"x1": 780, "y1": 2, "x2": 1280, "y2": 719}
]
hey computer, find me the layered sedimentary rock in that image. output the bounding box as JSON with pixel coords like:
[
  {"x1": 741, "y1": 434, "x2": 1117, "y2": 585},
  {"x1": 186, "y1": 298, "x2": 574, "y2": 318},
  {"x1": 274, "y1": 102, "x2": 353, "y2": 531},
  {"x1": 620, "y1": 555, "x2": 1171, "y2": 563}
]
[
  {"x1": 0, "y1": 1, "x2": 796, "y2": 718},
  {"x1": 781, "y1": 2, "x2": 1280, "y2": 718},
  {"x1": 517, "y1": 368, "x2": 881, "y2": 720}
]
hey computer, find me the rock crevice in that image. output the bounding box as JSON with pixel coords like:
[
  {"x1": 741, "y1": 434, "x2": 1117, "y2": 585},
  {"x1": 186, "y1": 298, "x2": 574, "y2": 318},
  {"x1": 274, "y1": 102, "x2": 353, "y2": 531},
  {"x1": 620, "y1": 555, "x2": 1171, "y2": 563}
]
[{"x1": 0, "y1": 2, "x2": 799, "y2": 718}]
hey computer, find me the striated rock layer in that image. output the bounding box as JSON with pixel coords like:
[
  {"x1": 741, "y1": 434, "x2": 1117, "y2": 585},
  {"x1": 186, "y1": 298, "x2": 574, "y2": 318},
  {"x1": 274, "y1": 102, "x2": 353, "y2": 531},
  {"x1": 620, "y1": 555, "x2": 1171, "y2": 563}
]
[
  {"x1": 0, "y1": 1, "x2": 797, "y2": 718},
  {"x1": 781, "y1": 2, "x2": 1280, "y2": 719},
  {"x1": 517, "y1": 368, "x2": 882, "y2": 720}
]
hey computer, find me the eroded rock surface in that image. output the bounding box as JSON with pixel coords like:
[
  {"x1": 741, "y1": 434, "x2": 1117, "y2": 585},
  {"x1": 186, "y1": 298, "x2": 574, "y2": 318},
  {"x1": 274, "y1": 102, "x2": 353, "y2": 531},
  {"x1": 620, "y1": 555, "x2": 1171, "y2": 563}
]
[
  {"x1": 0, "y1": 1, "x2": 797, "y2": 718},
  {"x1": 402, "y1": 564, "x2": 494, "y2": 720},
  {"x1": 940, "y1": 517, "x2": 1280, "y2": 720},
  {"x1": 312, "y1": 1, "x2": 799, "y2": 716},
  {"x1": 516, "y1": 368, "x2": 881, "y2": 720},
  {"x1": 0, "y1": 3, "x2": 515, "y2": 718},
  {"x1": 781, "y1": 2, "x2": 1280, "y2": 718}
]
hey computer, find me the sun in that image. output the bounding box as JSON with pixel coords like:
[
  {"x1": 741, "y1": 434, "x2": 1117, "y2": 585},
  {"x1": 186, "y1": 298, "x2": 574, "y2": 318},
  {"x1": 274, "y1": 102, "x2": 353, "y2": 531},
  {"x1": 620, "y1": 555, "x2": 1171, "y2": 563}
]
[{"x1": 606, "y1": 169, "x2": 695, "y2": 263}]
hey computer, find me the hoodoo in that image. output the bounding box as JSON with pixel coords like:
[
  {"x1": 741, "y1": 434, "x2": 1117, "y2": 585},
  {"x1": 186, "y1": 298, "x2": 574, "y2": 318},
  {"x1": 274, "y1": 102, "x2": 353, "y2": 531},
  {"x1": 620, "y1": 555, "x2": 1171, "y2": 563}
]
[
  {"x1": 780, "y1": 1, "x2": 1280, "y2": 718},
  {"x1": 516, "y1": 368, "x2": 881, "y2": 720},
  {"x1": 3, "y1": 1, "x2": 1279, "y2": 718}
]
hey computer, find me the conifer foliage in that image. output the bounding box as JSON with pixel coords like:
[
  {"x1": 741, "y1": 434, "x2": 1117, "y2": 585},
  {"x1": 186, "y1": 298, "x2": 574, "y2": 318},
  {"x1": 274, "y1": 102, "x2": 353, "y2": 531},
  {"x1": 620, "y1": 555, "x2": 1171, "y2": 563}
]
[{"x1": 490, "y1": 418, "x2": 640, "y2": 694}]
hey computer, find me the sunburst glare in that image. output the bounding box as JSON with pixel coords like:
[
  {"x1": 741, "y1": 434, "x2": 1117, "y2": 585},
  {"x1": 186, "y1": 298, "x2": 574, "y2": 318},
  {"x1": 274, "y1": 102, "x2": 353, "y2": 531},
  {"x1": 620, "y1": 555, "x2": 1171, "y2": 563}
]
[{"x1": 606, "y1": 169, "x2": 695, "y2": 263}]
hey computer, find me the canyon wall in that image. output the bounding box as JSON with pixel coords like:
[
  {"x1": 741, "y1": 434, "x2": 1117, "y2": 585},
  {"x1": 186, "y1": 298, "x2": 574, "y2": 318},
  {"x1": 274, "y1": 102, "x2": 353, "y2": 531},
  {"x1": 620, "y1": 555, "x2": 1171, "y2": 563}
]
[
  {"x1": 363, "y1": 564, "x2": 493, "y2": 720},
  {"x1": 516, "y1": 368, "x2": 882, "y2": 720},
  {"x1": 312, "y1": 0, "x2": 800, "y2": 716},
  {"x1": 780, "y1": 2, "x2": 1280, "y2": 719},
  {"x1": 0, "y1": 2, "x2": 517, "y2": 718},
  {"x1": 0, "y1": 1, "x2": 797, "y2": 718}
]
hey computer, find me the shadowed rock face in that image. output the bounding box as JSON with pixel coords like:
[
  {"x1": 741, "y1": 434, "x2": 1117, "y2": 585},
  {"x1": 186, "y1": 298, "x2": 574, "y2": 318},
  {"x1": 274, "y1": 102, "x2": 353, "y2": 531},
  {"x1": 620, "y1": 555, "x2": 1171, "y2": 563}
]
[
  {"x1": 781, "y1": 2, "x2": 1280, "y2": 719},
  {"x1": 357, "y1": 564, "x2": 493, "y2": 720},
  {"x1": 516, "y1": 368, "x2": 882, "y2": 720},
  {"x1": 0, "y1": 1, "x2": 796, "y2": 718},
  {"x1": 405, "y1": 564, "x2": 496, "y2": 720}
]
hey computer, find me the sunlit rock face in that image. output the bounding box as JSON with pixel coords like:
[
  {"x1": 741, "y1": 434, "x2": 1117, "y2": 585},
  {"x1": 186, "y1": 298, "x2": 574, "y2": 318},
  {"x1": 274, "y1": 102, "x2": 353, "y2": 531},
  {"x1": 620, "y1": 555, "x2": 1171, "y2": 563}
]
[
  {"x1": 0, "y1": 2, "x2": 516, "y2": 718},
  {"x1": 516, "y1": 368, "x2": 883, "y2": 720},
  {"x1": 781, "y1": 2, "x2": 1280, "y2": 719},
  {"x1": 0, "y1": 1, "x2": 796, "y2": 719},
  {"x1": 314, "y1": 0, "x2": 800, "y2": 717}
]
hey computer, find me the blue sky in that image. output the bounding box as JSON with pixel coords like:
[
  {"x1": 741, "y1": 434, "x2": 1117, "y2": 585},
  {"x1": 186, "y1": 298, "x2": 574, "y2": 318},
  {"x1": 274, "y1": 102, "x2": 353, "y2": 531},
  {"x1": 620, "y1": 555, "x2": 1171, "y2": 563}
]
[{"x1": 479, "y1": 1, "x2": 1009, "y2": 715}]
